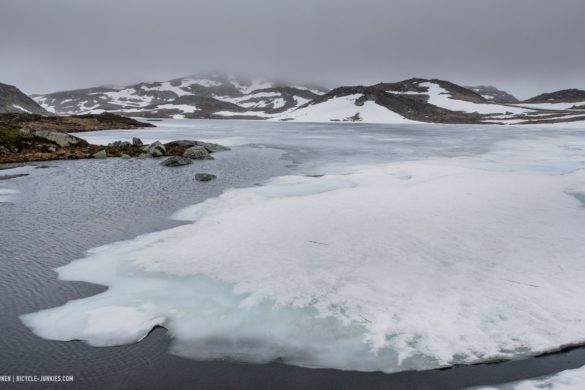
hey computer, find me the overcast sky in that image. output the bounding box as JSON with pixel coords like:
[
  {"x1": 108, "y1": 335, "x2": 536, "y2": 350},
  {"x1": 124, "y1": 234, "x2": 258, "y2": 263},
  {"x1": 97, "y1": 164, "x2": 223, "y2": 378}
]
[{"x1": 1, "y1": 0, "x2": 583, "y2": 99}]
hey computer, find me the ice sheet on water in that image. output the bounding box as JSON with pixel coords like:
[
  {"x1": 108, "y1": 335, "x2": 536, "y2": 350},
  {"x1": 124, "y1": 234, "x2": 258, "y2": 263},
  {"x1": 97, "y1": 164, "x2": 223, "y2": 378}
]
[
  {"x1": 472, "y1": 365, "x2": 585, "y2": 389},
  {"x1": 20, "y1": 136, "x2": 585, "y2": 373}
]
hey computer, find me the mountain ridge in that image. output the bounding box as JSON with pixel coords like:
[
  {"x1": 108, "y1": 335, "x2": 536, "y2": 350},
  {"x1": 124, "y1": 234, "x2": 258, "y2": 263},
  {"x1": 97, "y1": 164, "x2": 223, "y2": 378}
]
[{"x1": 2, "y1": 75, "x2": 584, "y2": 125}]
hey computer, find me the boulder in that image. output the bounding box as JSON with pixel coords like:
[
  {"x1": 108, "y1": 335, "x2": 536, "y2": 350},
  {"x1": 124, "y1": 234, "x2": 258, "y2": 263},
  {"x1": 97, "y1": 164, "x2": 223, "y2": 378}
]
[
  {"x1": 197, "y1": 141, "x2": 230, "y2": 153},
  {"x1": 108, "y1": 140, "x2": 131, "y2": 148},
  {"x1": 195, "y1": 173, "x2": 217, "y2": 182},
  {"x1": 143, "y1": 141, "x2": 166, "y2": 157},
  {"x1": 166, "y1": 140, "x2": 199, "y2": 147},
  {"x1": 120, "y1": 154, "x2": 131, "y2": 159},
  {"x1": 22, "y1": 129, "x2": 81, "y2": 147},
  {"x1": 132, "y1": 137, "x2": 143, "y2": 146},
  {"x1": 183, "y1": 145, "x2": 213, "y2": 160},
  {"x1": 93, "y1": 150, "x2": 107, "y2": 158},
  {"x1": 165, "y1": 140, "x2": 230, "y2": 153},
  {"x1": 161, "y1": 156, "x2": 192, "y2": 167}
]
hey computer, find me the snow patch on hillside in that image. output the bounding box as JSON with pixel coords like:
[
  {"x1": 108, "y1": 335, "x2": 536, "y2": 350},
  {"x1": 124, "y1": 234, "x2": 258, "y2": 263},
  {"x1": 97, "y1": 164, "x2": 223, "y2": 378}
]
[
  {"x1": 421, "y1": 82, "x2": 528, "y2": 115},
  {"x1": 275, "y1": 94, "x2": 415, "y2": 123}
]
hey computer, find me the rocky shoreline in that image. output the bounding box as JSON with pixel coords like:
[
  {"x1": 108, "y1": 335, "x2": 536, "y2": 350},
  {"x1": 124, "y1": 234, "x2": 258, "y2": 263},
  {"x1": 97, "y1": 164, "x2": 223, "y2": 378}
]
[{"x1": 0, "y1": 113, "x2": 229, "y2": 164}]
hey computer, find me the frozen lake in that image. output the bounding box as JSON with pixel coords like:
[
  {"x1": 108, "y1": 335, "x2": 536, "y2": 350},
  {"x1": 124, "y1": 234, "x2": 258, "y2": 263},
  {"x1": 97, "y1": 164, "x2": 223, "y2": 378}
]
[{"x1": 3, "y1": 119, "x2": 585, "y2": 388}]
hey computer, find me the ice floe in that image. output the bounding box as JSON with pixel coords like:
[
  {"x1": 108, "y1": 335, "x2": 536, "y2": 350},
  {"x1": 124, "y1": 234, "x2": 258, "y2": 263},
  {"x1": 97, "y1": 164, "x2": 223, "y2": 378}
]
[{"x1": 20, "y1": 135, "x2": 585, "y2": 373}]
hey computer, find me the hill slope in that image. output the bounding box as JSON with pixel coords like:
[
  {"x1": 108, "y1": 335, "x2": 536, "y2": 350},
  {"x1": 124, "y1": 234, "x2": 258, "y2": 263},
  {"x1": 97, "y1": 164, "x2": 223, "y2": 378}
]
[{"x1": 0, "y1": 83, "x2": 50, "y2": 115}]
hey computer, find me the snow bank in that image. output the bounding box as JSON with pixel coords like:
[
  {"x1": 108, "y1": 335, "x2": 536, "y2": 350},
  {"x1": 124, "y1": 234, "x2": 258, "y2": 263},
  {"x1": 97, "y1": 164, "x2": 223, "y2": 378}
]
[{"x1": 20, "y1": 137, "x2": 585, "y2": 373}]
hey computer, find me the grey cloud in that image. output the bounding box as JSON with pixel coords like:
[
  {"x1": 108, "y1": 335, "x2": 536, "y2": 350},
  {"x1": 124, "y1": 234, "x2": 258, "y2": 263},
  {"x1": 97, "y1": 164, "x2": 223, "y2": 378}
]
[{"x1": 0, "y1": 0, "x2": 584, "y2": 99}]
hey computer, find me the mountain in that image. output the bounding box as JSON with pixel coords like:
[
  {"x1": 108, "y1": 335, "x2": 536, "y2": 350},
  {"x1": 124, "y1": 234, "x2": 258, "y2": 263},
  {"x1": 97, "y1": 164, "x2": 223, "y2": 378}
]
[
  {"x1": 0, "y1": 82, "x2": 50, "y2": 115},
  {"x1": 273, "y1": 78, "x2": 585, "y2": 125},
  {"x1": 466, "y1": 85, "x2": 518, "y2": 104},
  {"x1": 31, "y1": 75, "x2": 585, "y2": 125},
  {"x1": 33, "y1": 74, "x2": 326, "y2": 119}
]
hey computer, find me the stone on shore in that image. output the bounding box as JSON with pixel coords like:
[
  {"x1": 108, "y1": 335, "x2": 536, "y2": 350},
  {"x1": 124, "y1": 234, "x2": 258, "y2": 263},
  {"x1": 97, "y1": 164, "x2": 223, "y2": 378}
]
[
  {"x1": 195, "y1": 173, "x2": 217, "y2": 182},
  {"x1": 93, "y1": 150, "x2": 107, "y2": 158},
  {"x1": 132, "y1": 137, "x2": 143, "y2": 146},
  {"x1": 108, "y1": 140, "x2": 131, "y2": 148},
  {"x1": 143, "y1": 141, "x2": 166, "y2": 157},
  {"x1": 161, "y1": 156, "x2": 192, "y2": 167},
  {"x1": 22, "y1": 129, "x2": 81, "y2": 148},
  {"x1": 197, "y1": 141, "x2": 230, "y2": 153},
  {"x1": 183, "y1": 145, "x2": 213, "y2": 160}
]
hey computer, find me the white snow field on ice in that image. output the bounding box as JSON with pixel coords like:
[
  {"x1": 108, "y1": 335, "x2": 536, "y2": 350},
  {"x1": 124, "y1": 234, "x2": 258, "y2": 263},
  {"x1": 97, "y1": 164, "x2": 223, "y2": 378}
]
[{"x1": 20, "y1": 130, "x2": 585, "y2": 373}]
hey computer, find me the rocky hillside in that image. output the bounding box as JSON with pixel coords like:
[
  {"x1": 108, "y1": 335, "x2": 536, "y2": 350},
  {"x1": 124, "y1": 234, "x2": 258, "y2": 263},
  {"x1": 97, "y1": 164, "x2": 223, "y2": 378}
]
[
  {"x1": 33, "y1": 74, "x2": 326, "y2": 119},
  {"x1": 274, "y1": 78, "x2": 585, "y2": 125},
  {"x1": 0, "y1": 82, "x2": 50, "y2": 115},
  {"x1": 516, "y1": 88, "x2": 585, "y2": 111},
  {"x1": 525, "y1": 89, "x2": 585, "y2": 104},
  {"x1": 466, "y1": 85, "x2": 519, "y2": 104}
]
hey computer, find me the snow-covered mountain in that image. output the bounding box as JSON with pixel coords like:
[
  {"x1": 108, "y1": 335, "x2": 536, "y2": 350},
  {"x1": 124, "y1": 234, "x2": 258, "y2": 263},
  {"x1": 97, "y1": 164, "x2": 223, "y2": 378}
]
[
  {"x1": 33, "y1": 74, "x2": 326, "y2": 119},
  {"x1": 31, "y1": 76, "x2": 585, "y2": 125},
  {"x1": 0, "y1": 82, "x2": 50, "y2": 115},
  {"x1": 274, "y1": 78, "x2": 585, "y2": 125}
]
